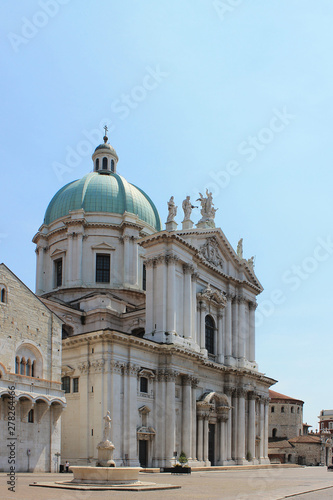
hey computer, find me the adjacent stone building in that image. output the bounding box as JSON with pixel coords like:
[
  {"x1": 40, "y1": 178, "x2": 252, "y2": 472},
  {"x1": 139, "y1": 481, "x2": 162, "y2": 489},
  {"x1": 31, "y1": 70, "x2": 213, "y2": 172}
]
[
  {"x1": 0, "y1": 264, "x2": 66, "y2": 472},
  {"x1": 268, "y1": 390, "x2": 332, "y2": 465},
  {"x1": 31, "y1": 134, "x2": 276, "y2": 468},
  {"x1": 269, "y1": 390, "x2": 304, "y2": 439}
]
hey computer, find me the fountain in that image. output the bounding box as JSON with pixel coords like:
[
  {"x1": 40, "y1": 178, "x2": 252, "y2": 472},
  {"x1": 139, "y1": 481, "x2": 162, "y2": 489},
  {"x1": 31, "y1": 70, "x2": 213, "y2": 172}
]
[
  {"x1": 30, "y1": 411, "x2": 180, "y2": 491},
  {"x1": 69, "y1": 410, "x2": 141, "y2": 485}
]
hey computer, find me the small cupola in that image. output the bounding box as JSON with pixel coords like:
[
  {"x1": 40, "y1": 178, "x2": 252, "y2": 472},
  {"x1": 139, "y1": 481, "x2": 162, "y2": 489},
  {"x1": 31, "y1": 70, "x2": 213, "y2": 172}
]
[{"x1": 92, "y1": 126, "x2": 119, "y2": 175}]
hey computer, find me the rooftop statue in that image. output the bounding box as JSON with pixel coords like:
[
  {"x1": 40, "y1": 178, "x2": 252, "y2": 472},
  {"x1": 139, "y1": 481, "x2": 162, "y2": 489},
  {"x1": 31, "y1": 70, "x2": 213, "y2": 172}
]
[
  {"x1": 167, "y1": 196, "x2": 177, "y2": 222},
  {"x1": 197, "y1": 189, "x2": 217, "y2": 224},
  {"x1": 182, "y1": 196, "x2": 196, "y2": 221},
  {"x1": 237, "y1": 238, "x2": 243, "y2": 259}
]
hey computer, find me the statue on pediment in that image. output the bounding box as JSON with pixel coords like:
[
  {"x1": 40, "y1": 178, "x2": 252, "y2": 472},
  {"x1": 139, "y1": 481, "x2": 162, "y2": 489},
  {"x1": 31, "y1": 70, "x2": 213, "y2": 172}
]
[
  {"x1": 237, "y1": 238, "x2": 243, "y2": 258},
  {"x1": 197, "y1": 189, "x2": 217, "y2": 224},
  {"x1": 167, "y1": 196, "x2": 177, "y2": 222},
  {"x1": 182, "y1": 196, "x2": 196, "y2": 221}
]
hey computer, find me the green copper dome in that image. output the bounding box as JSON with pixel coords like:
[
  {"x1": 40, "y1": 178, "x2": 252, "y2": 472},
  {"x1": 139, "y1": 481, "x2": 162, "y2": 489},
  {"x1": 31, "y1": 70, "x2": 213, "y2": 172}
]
[{"x1": 44, "y1": 172, "x2": 161, "y2": 231}]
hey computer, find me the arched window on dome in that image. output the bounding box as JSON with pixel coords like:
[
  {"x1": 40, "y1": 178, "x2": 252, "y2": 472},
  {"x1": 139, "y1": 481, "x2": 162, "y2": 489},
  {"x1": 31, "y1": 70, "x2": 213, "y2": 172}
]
[
  {"x1": 205, "y1": 315, "x2": 215, "y2": 355},
  {"x1": 111, "y1": 159, "x2": 114, "y2": 172},
  {"x1": 96, "y1": 158, "x2": 99, "y2": 171},
  {"x1": 102, "y1": 157, "x2": 108, "y2": 170}
]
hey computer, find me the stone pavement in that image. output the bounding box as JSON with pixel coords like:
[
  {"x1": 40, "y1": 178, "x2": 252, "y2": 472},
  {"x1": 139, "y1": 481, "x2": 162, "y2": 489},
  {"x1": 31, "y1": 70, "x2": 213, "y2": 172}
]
[{"x1": 1, "y1": 466, "x2": 333, "y2": 500}]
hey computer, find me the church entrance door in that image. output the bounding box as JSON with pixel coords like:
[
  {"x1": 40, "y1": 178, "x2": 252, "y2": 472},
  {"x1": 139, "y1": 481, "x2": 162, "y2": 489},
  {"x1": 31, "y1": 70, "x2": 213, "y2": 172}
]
[
  {"x1": 139, "y1": 440, "x2": 148, "y2": 467},
  {"x1": 208, "y1": 424, "x2": 215, "y2": 465}
]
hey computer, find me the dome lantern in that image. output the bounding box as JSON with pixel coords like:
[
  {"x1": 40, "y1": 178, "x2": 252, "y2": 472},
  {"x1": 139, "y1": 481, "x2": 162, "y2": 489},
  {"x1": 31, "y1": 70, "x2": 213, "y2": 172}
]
[{"x1": 92, "y1": 126, "x2": 119, "y2": 175}]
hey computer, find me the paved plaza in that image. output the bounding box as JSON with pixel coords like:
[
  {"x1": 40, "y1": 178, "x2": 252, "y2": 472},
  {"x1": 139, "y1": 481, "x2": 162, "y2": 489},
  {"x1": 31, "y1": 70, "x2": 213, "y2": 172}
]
[{"x1": 1, "y1": 466, "x2": 333, "y2": 500}]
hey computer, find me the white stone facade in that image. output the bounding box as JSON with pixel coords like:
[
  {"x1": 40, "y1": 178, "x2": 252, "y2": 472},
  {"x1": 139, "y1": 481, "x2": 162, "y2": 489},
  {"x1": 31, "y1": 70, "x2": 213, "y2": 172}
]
[
  {"x1": 0, "y1": 264, "x2": 65, "y2": 472},
  {"x1": 32, "y1": 140, "x2": 276, "y2": 467}
]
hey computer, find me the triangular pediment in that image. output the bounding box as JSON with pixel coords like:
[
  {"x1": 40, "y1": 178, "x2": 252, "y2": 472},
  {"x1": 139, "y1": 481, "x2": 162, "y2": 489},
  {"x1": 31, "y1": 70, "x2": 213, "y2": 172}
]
[
  {"x1": 50, "y1": 247, "x2": 66, "y2": 257},
  {"x1": 176, "y1": 228, "x2": 263, "y2": 291},
  {"x1": 91, "y1": 242, "x2": 116, "y2": 251}
]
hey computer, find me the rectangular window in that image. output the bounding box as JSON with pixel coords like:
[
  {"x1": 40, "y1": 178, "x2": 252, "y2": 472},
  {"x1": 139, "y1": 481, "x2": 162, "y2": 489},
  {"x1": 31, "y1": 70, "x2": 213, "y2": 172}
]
[
  {"x1": 62, "y1": 376, "x2": 70, "y2": 393},
  {"x1": 96, "y1": 254, "x2": 110, "y2": 283},
  {"x1": 140, "y1": 377, "x2": 148, "y2": 393},
  {"x1": 73, "y1": 378, "x2": 79, "y2": 393},
  {"x1": 55, "y1": 258, "x2": 62, "y2": 287}
]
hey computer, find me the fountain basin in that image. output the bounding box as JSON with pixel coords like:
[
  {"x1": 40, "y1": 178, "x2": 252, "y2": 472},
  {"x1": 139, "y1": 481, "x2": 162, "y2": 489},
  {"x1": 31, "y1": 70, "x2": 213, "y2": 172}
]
[
  {"x1": 69, "y1": 466, "x2": 141, "y2": 485},
  {"x1": 70, "y1": 466, "x2": 141, "y2": 485}
]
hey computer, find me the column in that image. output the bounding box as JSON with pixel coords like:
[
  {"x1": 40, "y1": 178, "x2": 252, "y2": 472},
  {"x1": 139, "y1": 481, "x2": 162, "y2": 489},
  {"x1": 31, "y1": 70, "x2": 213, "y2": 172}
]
[
  {"x1": 75, "y1": 233, "x2": 83, "y2": 285},
  {"x1": 166, "y1": 255, "x2": 177, "y2": 334},
  {"x1": 249, "y1": 302, "x2": 256, "y2": 362},
  {"x1": 131, "y1": 236, "x2": 138, "y2": 286},
  {"x1": 155, "y1": 258, "x2": 167, "y2": 336},
  {"x1": 191, "y1": 273, "x2": 198, "y2": 343},
  {"x1": 203, "y1": 415, "x2": 209, "y2": 463},
  {"x1": 191, "y1": 379, "x2": 198, "y2": 461},
  {"x1": 110, "y1": 360, "x2": 123, "y2": 461},
  {"x1": 155, "y1": 372, "x2": 166, "y2": 466},
  {"x1": 238, "y1": 297, "x2": 246, "y2": 360},
  {"x1": 124, "y1": 363, "x2": 140, "y2": 466},
  {"x1": 183, "y1": 265, "x2": 193, "y2": 338},
  {"x1": 232, "y1": 298, "x2": 238, "y2": 358},
  {"x1": 231, "y1": 390, "x2": 238, "y2": 460},
  {"x1": 264, "y1": 397, "x2": 269, "y2": 459},
  {"x1": 36, "y1": 246, "x2": 44, "y2": 294},
  {"x1": 225, "y1": 387, "x2": 233, "y2": 461},
  {"x1": 181, "y1": 375, "x2": 192, "y2": 458},
  {"x1": 248, "y1": 392, "x2": 256, "y2": 462},
  {"x1": 217, "y1": 311, "x2": 223, "y2": 363},
  {"x1": 165, "y1": 370, "x2": 177, "y2": 465},
  {"x1": 123, "y1": 235, "x2": 130, "y2": 284},
  {"x1": 218, "y1": 418, "x2": 227, "y2": 464},
  {"x1": 144, "y1": 259, "x2": 154, "y2": 334},
  {"x1": 197, "y1": 415, "x2": 203, "y2": 462},
  {"x1": 224, "y1": 295, "x2": 232, "y2": 362},
  {"x1": 67, "y1": 232, "x2": 74, "y2": 285},
  {"x1": 237, "y1": 388, "x2": 246, "y2": 463},
  {"x1": 259, "y1": 397, "x2": 264, "y2": 460}
]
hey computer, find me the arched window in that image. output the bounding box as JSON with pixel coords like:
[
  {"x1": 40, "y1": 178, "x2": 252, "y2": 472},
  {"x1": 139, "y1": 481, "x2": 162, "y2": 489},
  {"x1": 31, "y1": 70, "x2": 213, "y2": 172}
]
[
  {"x1": 291, "y1": 406, "x2": 294, "y2": 413},
  {"x1": 272, "y1": 428, "x2": 277, "y2": 438},
  {"x1": 102, "y1": 157, "x2": 108, "y2": 170},
  {"x1": 26, "y1": 359, "x2": 31, "y2": 376},
  {"x1": 28, "y1": 409, "x2": 34, "y2": 423},
  {"x1": 31, "y1": 361, "x2": 35, "y2": 378},
  {"x1": 96, "y1": 158, "x2": 99, "y2": 170},
  {"x1": 15, "y1": 356, "x2": 20, "y2": 374},
  {"x1": 271, "y1": 406, "x2": 275, "y2": 413},
  {"x1": 205, "y1": 315, "x2": 215, "y2": 355},
  {"x1": 281, "y1": 406, "x2": 285, "y2": 413},
  {"x1": 1, "y1": 288, "x2": 5, "y2": 303},
  {"x1": 20, "y1": 358, "x2": 26, "y2": 375},
  {"x1": 111, "y1": 159, "x2": 114, "y2": 172}
]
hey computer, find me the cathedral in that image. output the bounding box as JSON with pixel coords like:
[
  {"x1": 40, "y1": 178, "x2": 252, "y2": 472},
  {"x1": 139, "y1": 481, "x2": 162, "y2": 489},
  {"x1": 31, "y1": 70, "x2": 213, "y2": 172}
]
[{"x1": 1, "y1": 131, "x2": 275, "y2": 470}]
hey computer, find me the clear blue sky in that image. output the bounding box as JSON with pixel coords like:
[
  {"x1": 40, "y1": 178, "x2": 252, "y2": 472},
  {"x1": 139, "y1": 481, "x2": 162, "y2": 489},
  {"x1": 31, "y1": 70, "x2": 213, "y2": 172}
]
[{"x1": 1, "y1": 0, "x2": 332, "y2": 431}]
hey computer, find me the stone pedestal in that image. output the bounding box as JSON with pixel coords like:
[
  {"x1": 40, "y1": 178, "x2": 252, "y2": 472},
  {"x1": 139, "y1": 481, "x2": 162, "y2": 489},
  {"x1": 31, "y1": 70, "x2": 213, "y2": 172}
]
[
  {"x1": 165, "y1": 220, "x2": 178, "y2": 231},
  {"x1": 97, "y1": 440, "x2": 116, "y2": 467},
  {"x1": 182, "y1": 219, "x2": 194, "y2": 230}
]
